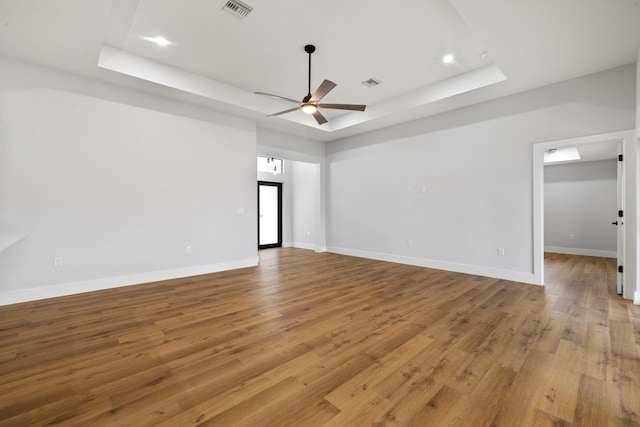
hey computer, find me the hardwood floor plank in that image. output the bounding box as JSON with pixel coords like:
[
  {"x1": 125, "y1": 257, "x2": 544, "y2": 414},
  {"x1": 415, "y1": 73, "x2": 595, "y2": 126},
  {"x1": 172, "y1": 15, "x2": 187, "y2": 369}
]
[
  {"x1": 533, "y1": 312, "x2": 565, "y2": 354},
  {"x1": 325, "y1": 333, "x2": 434, "y2": 407},
  {"x1": 0, "y1": 249, "x2": 638, "y2": 426},
  {"x1": 404, "y1": 384, "x2": 463, "y2": 426},
  {"x1": 530, "y1": 408, "x2": 573, "y2": 427},
  {"x1": 574, "y1": 374, "x2": 622, "y2": 426},
  {"x1": 534, "y1": 339, "x2": 583, "y2": 422},
  {"x1": 449, "y1": 365, "x2": 517, "y2": 426},
  {"x1": 490, "y1": 348, "x2": 556, "y2": 426},
  {"x1": 318, "y1": 389, "x2": 392, "y2": 427},
  {"x1": 610, "y1": 319, "x2": 640, "y2": 362},
  {"x1": 372, "y1": 342, "x2": 471, "y2": 423}
]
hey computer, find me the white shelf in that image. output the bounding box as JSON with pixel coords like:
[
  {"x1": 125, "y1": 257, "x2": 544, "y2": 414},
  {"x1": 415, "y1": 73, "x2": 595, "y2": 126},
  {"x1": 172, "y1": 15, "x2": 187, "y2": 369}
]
[{"x1": 0, "y1": 234, "x2": 26, "y2": 253}]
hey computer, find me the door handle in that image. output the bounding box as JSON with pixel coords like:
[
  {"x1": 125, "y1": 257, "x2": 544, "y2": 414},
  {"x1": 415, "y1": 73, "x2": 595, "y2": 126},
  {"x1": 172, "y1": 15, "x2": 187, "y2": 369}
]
[{"x1": 612, "y1": 221, "x2": 618, "y2": 225}]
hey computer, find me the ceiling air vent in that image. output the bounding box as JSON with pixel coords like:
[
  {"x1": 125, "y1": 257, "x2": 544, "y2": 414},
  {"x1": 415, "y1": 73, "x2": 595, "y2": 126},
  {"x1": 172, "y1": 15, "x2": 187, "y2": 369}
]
[
  {"x1": 362, "y1": 77, "x2": 381, "y2": 88},
  {"x1": 222, "y1": 0, "x2": 253, "y2": 22}
]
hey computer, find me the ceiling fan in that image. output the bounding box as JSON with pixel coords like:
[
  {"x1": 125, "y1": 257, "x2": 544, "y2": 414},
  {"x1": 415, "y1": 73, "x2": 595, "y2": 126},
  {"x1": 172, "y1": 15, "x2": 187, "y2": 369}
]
[{"x1": 256, "y1": 44, "x2": 366, "y2": 125}]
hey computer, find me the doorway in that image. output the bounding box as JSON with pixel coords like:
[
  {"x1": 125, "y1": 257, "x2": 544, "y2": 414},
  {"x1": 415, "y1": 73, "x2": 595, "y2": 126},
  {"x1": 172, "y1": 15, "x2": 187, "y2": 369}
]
[
  {"x1": 258, "y1": 181, "x2": 283, "y2": 249},
  {"x1": 532, "y1": 130, "x2": 635, "y2": 297},
  {"x1": 543, "y1": 142, "x2": 621, "y2": 292}
]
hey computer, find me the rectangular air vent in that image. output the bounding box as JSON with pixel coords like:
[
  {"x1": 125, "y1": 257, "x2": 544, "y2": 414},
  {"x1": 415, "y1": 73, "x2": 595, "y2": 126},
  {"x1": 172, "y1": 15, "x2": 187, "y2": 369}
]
[
  {"x1": 362, "y1": 77, "x2": 381, "y2": 88},
  {"x1": 222, "y1": 0, "x2": 253, "y2": 22}
]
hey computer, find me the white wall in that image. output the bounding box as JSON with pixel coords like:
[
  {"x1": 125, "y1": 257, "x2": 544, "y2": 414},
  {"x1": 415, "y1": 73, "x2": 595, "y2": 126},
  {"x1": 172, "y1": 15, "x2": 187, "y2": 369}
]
[
  {"x1": 544, "y1": 160, "x2": 617, "y2": 257},
  {"x1": 290, "y1": 161, "x2": 319, "y2": 250},
  {"x1": 0, "y1": 56, "x2": 258, "y2": 305},
  {"x1": 257, "y1": 128, "x2": 325, "y2": 161},
  {"x1": 637, "y1": 49, "x2": 640, "y2": 139},
  {"x1": 327, "y1": 64, "x2": 636, "y2": 284}
]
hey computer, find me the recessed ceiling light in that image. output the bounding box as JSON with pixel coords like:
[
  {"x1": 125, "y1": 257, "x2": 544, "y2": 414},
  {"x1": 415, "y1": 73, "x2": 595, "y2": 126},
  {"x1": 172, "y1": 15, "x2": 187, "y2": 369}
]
[
  {"x1": 141, "y1": 36, "x2": 173, "y2": 47},
  {"x1": 442, "y1": 54, "x2": 455, "y2": 64}
]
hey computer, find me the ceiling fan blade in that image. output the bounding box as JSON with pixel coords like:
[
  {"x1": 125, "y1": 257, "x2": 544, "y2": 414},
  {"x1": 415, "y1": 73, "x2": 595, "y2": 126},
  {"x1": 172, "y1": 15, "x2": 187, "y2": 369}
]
[
  {"x1": 318, "y1": 103, "x2": 367, "y2": 111},
  {"x1": 255, "y1": 92, "x2": 300, "y2": 105},
  {"x1": 312, "y1": 110, "x2": 328, "y2": 125},
  {"x1": 267, "y1": 107, "x2": 300, "y2": 117},
  {"x1": 309, "y1": 80, "x2": 337, "y2": 102}
]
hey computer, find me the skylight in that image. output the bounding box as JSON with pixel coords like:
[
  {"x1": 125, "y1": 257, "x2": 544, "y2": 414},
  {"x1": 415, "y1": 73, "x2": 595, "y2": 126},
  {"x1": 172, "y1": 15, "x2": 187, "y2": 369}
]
[{"x1": 544, "y1": 147, "x2": 581, "y2": 164}]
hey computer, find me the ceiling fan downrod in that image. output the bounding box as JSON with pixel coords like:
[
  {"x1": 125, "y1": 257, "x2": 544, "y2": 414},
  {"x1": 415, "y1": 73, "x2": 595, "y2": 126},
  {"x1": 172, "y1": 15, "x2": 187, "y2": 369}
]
[{"x1": 304, "y1": 44, "x2": 315, "y2": 102}]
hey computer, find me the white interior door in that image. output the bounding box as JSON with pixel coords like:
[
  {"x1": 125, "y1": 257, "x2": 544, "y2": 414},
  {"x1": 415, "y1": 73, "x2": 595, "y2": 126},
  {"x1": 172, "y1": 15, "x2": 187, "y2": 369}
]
[{"x1": 616, "y1": 142, "x2": 624, "y2": 294}]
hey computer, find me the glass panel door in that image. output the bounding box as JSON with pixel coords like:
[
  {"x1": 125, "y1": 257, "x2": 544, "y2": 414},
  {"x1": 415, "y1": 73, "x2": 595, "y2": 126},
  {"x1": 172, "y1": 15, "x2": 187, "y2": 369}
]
[{"x1": 258, "y1": 181, "x2": 282, "y2": 249}]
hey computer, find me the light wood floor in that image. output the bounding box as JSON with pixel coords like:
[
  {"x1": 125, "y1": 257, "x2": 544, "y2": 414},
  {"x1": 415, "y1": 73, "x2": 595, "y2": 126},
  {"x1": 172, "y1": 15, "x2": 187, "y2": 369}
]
[{"x1": 0, "y1": 249, "x2": 639, "y2": 426}]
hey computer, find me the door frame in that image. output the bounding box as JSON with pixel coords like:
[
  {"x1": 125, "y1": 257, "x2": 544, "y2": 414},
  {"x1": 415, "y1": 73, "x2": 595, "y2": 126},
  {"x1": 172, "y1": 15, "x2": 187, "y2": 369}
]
[
  {"x1": 532, "y1": 130, "x2": 636, "y2": 299},
  {"x1": 616, "y1": 141, "x2": 625, "y2": 294},
  {"x1": 258, "y1": 181, "x2": 283, "y2": 249}
]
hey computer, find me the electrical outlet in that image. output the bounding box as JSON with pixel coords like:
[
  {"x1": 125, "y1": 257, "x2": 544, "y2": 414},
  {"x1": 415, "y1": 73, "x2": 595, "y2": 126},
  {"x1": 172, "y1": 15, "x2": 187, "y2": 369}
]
[
  {"x1": 186, "y1": 246, "x2": 192, "y2": 254},
  {"x1": 53, "y1": 257, "x2": 63, "y2": 267},
  {"x1": 407, "y1": 239, "x2": 413, "y2": 247},
  {"x1": 407, "y1": 185, "x2": 413, "y2": 193},
  {"x1": 569, "y1": 234, "x2": 575, "y2": 240},
  {"x1": 497, "y1": 248, "x2": 505, "y2": 256}
]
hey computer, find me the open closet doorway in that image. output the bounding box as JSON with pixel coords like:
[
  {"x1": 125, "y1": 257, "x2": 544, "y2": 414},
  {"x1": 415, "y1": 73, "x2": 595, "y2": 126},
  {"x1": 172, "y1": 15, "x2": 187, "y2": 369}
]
[
  {"x1": 533, "y1": 130, "x2": 635, "y2": 299},
  {"x1": 543, "y1": 140, "x2": 621, "y2": 292}
]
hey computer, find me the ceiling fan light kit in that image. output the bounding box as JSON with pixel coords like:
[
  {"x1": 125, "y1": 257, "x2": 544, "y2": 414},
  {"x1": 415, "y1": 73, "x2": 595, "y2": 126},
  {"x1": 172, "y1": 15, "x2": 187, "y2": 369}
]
[
  {"x1": 301, "y1": 103, "x2": 317, "y2": 114},
  {"x1": 256, "y1": 44, "x2": 366, "y2": 125}
]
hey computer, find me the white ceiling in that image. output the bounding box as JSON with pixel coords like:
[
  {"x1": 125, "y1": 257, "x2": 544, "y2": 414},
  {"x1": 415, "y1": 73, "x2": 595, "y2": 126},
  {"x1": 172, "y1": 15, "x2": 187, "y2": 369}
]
[{"x1": 1, "y1": 0, "x2": 639, "y2": 142}]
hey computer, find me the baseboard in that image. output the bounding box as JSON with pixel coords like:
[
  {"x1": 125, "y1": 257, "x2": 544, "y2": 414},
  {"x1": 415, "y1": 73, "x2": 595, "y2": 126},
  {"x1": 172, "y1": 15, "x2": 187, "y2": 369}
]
[
  {"x1": 327, "y1": 247, "x2": 536, "y2": 285},
  {"x1": 0, "y1": 257, "x2": 259, "y2": 306},
  {"x1": 288, "y1": 242, "x2": 327, "y2": 252},
  {"x1": 291, "y1": 242, "x2": 317, "y2": 251},
  {"x1": 544, "y1": 246, "x2": 616, "y2": 258}
]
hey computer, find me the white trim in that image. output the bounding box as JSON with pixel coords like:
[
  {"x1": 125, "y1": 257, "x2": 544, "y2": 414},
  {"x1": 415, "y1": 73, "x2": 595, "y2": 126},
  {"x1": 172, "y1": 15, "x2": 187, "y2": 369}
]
[
  {"x1": 327, "y1": 247, "x2": 536, "y2": 285},
  {"x1": 0, "y1": 257, "x2": 259, "y2": 306},
  {"x1": 533, "y1": 142, "x2": 545, "y2": 285},
  {"x1": 290, "y1": 242, "x2": 327, "y2": 252},
  {"x1": 291, "y1": 242, "x2": 317, "y2": 251},
  {"x1": 634, "y1": 291, "x2": 640, "y2": 305},
  {"x1": 544, "y1": 246, "x2": 617, "y2": 258}
]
